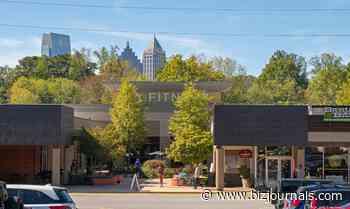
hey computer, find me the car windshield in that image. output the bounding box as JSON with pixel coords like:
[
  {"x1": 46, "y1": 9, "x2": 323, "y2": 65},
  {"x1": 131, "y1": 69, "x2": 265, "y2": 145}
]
[{"x1": 54, "y1": 189, "x2": 74, "y2": 203}]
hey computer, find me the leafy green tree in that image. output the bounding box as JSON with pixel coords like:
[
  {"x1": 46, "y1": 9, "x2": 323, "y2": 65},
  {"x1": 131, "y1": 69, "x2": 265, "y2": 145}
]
[
  {"x1": 79, "y1": 75, "x2": 114, "y2": 104},
  {"x1": 306, "y1": 53, "x2": 347, "y2": 105},
  {"x1": 260, "y1": 50, "x2": 308, "y2": 89},
  {"x1": 9, "y1": 77, "x2": 81, "y2": 104},
  {"x1": 336, "y1": 79, "x2": 350, "y2": 105},
  {"x1": 69, "y1": 48, "x2": 96, "y2": 81},
  {"x1": 109, "y1": 80, "x2": 146, "y2": 154},
  {"x1": 222, "y1": 75, "x2": 255, "y2": 104},
  {"x1": 93, "y1": 45, "x2": 118, "y2": 67},
  {"x1": 13, "y1": 51, "x2": 96, "y2": 81},
  {"x1": 211, "y1": 56, "x2": 246, "y2": 76},
  {"x1": 248, "y1": 79, "x2": 304, "y2": 104},
  {"x1": 47, "y1": 78, "x2": 81, "y2": 104},
  {"x1": 157, "y1": 55, "x2": 225, "y2": 82},
  {"x1": 100, "y1": 57, "x2": 140, "y2": 81},
  {"x1": 247, "y1": 50, "x2": 307, "y2": 104},
  {"x1": 167, "y1": 84, "x2": 213, "y2": 164}
]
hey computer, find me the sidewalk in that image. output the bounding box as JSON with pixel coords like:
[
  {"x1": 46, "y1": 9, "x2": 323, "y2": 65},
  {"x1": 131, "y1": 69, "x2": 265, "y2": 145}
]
[
  {"x1": 67, "y1": 176, "x2": 132, "y2": 193},
  {"x1": 141, "y1": 178, "x2": 253, "y2": 193},
  {"x1": 67, "y1": 177, "x2": 253, "y2": 194}
]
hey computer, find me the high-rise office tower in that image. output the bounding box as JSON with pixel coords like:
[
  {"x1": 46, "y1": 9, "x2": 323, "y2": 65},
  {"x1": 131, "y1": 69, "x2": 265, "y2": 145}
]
[
  {"x1": 41, "y1": 33, "x2": 71, "y2": 57},
  {"x1": 119, "y1": 41, "x2": 143, "y2": 74},
  {"x1": 142, "y1": 36, "x2": 166, "y2": 80}
]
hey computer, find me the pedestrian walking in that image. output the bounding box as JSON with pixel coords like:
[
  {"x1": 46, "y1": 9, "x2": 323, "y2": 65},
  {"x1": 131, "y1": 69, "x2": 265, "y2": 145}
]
[
  {"x1": 135, "y1": 158, "x2": 142, "y2": 178},
  {"x1": 159, "y1": 164, "x2": 165, "y2": 187},
  {"x1": 193, "y1": 164, "x2": 202, "y2": 189}
]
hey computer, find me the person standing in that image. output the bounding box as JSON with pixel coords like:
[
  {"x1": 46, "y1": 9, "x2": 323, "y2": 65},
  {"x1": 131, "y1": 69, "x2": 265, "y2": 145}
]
[
  {"x1": 193, "y1": 164, "x2": 201, "y2": 189},
  {"x1": 135, "y1": 158, "x2": 142, "y2": 178},
  {"x1": 159, "y1": 164, "x2": 165, "y2": 187}
]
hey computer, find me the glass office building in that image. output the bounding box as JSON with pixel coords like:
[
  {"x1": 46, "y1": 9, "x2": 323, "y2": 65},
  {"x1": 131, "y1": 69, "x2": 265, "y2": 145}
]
[
  {"x1": 142, "y1": 36, "x2": 166, "y2": 80},
  {"x1": 41, "y1": 33, "x2": 71, "y2": 57}
]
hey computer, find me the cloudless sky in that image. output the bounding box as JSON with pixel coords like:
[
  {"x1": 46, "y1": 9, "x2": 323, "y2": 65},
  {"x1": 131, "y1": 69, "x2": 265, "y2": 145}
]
[{"x1": 1, "y1": 0, "x2": 350, "y2": 75}]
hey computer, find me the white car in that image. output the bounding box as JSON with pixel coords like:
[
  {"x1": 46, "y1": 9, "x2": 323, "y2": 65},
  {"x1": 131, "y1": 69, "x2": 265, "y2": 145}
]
[{"x1": 6, "y1": 184, "x2": 76, "y2": 209}]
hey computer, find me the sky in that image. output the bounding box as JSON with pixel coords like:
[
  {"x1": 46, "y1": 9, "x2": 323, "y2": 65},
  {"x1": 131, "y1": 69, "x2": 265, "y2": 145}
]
[{"x1": 1, "y1": 0, "x2": 350, "y2": 75}]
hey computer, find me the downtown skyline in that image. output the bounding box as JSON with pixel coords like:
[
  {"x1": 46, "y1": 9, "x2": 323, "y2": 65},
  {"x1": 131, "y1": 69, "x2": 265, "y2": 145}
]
[{"x1": 2, "y1": 0, "x2": 350, "y2": 75}]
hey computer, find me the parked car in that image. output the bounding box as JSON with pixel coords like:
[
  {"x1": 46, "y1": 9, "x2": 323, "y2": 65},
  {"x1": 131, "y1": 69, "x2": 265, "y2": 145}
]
[
  {"x1": 0, "y1": 181, "x2": 7, "y2": 209},
  {"x1": 304, "y1": 188, "x2": 350, "y2": 209},
  {"x1": 282, "y1": 184, "x2": 350, "y2": 209},
  {"x1": 275, "y1": 179, "x2": 335, "y2": 209},
  {"x1": 0, "y1": 181, "x2": 23, "y2": 209},
  {"x1": 6, "y1": 184, "x2": 76, "y2": 209}
]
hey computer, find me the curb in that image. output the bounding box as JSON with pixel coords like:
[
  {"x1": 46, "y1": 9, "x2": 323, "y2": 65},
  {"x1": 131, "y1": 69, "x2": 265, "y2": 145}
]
[{"x1": 70, "y1": 192, "x2": 203, "y2": 195}]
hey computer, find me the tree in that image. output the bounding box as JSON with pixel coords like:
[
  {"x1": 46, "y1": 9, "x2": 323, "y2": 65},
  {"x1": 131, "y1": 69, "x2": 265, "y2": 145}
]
[
  {"x1": 246, "y1": 50, "x2": 307, "y2": 104},
  {"x1": 306, "y1": 53, "x2": 347, "y2": 105},
  {"x1": 211, "y1": 56, "x2": 246, "y2": 76},
  {"x1": 69, "y1": 48, "x2": 96, "y2": 80},
  {"x1": 79, "y1": 75, "x2": 114, "y2": 104},
  {"x1": 47, "y1": 78, "x2": 81, "y2": 104},
  {"x1": 9, "y1": 77, "x2": 81, "y2": 104},
  {"x1": 109, "y1": 80, "x2": 146, "y2": 154},
  {"x1": 260, "y1": 50, "x2": 308, "y2": 89},
  {"x1": 157, "y1": 55, "x2": 225, "y2": 82},
  {"x1": 13, "y1": 51, "x2": 96, "y2": 81},
  {"x1": 99, "y1": 57, "x2": 140, "y2": 82},
  {"x1": 167, "y1": 84, "x2": 213, "y2": 164},
  {"x1": 248, "y1": 79, "x2": 304, "y2": 104},
  {"x1": 93, "y1": 45, "x2": 118, "y2": 67},
  {"x1": 336, "y1": 79, "x2": 350, "y2": 105},
  {"x1": 222, "y1": 75, "x2": 255, "y2": 104}
]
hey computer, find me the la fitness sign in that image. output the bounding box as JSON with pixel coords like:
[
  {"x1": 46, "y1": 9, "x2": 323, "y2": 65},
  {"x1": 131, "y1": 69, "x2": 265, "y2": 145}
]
[
  {"x1": 324, "y1": 107, "x2": 350, "y2": 122},
  {"x1": 140, "y1": 92, "x2": 180, "y2": 103}
]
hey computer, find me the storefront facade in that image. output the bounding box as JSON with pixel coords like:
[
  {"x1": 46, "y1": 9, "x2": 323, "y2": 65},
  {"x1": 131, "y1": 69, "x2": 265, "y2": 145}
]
[
  {"x1": 0, "y1": 105, "x2": 75, "y2": 185},
  {"x1": 213, "y1": 105, "x2": 350, "y2": 190},
  {"x1": 70, "y1": 81, "x2": 230, "y2": 153}
]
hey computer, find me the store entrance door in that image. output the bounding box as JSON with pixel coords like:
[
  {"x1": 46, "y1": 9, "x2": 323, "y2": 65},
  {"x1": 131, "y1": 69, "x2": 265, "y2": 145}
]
[{"x1": 265, "y1": 157, "x2": 293, "y2": 190}]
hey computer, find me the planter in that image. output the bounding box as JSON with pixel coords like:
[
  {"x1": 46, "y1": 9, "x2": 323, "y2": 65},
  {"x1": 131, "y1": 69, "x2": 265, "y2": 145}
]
[
  {"x1": 241, "y1": 178, "x2": 252, "y2": 188},
  {"x1": 169, "y1": 178, "x2": 179, "y2": 186}
]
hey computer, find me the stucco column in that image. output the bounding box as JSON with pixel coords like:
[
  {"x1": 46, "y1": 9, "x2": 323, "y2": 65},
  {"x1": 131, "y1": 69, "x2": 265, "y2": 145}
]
[
  {"x1": 52, "y1": 148, "x2": 61, "y2": 186},
  {"x1": 215, "y1": 146, "x2": 225, "y2": 191},
  {"x1": 64, "y1": 146, "x2": 75, "y2": 184},
  {"x1": 296, "y1": 148, "x2": 305, "y2": 178}
]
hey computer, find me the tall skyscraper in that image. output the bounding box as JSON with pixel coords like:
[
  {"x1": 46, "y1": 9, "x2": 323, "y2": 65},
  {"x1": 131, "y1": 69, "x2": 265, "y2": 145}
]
[
  {"x1": 41, "y1": 33, "x2": 71, "y2": 57},
  {"x1": 142, "y1": 36, "x2": 166, "y2": 80},
  {"x1": 119, "y1": 41, "x2": 143, "y2": 74}
]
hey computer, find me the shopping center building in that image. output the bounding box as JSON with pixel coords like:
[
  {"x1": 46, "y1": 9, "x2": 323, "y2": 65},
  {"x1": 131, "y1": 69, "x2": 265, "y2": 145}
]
[
  {"x1": 0, "y1": 105, "x2": 74, "y2": 185},
  {"x1": 213, "y1": 105, "x2": 350, "y2": 190},
  {"x1": 69, "y1": 81, "x2": 230, "y2": 152},
  {"x1": 0, "y1": 81, "x2": 229, "y2": 185}
]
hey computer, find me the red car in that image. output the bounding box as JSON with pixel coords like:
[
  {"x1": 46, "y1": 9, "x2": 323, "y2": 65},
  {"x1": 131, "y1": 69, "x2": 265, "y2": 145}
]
[{"x1": 304, "y1": 189, "x2": 350, "y2": 209}]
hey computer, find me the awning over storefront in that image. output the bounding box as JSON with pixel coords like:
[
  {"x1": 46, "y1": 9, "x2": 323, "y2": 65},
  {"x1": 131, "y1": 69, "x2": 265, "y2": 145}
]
[
  {"x1": 214, "y1": 105, "x2": 308, "y2": 146},
  {"x1": 0, "y1": 105, "x2": 73, "y2": 145}
]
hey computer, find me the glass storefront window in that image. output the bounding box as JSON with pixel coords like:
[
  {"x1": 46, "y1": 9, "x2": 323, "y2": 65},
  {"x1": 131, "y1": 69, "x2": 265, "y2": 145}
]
[
  {"x1": 266, "y1": 146, "x2": 292, "y2": 156},
  {"x1": 325, "y1": 147, "x2": 348, "y2": 182},
  {"x1": 305, "y1": 147, "x2": 323, "y2": 178},
  {"x1": 305, "y1": 147, "x2": 349, "y2": 182}
]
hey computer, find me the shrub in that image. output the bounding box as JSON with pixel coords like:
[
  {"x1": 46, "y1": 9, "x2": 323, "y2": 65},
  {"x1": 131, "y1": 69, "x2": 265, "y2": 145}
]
[
  {"x1": 181, "y1": 167, "x2": 192, "y2": 175},
  {"x1": 238, "y1": 165, "x2": 250, "y2": 179},
  {"x1": 142, "y1": 160, "x2": 165, "y2": 178},
  {"x1": 164, "y1": 168, "x2": 176, "y2": 178}
]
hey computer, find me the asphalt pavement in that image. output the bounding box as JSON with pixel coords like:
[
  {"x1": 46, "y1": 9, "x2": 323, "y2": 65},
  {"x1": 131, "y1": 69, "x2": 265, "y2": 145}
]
[{"x1": 72, "y1": 193, "x2": 275, "y2": 209}]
